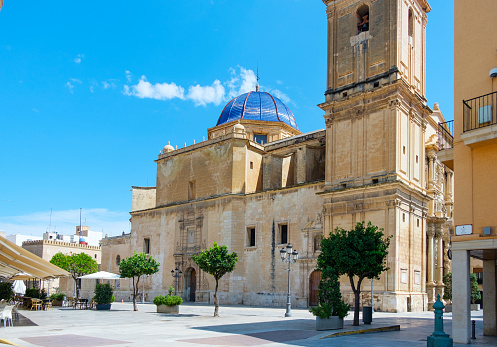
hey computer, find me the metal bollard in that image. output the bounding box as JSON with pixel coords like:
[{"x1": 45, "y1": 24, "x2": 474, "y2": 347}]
[{"x1": 471, "y1": 320, "x2": 476, "y2": 339}]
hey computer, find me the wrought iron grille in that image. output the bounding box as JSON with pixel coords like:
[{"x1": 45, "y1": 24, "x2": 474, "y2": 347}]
[
  {"x1": 438, "y1": 120, "x2": 454, "y2": 150},
  {"x1": 463, "y1": 91, "x2": 497, "y2": 132}
]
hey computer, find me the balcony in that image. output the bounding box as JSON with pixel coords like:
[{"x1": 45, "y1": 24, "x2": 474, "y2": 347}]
[
  {"x1": 437, "y1": 120, "x2": 454, "y2": 170},
  {"x1": 462, "y1": 91, "x2": 497, "y2": 148}
]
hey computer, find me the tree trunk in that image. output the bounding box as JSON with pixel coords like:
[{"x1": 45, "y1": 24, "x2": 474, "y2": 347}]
[
  {"x1": 132, "y1": 276, "x2": 139, "y2": 311},
  {"x1": 213, "y1": 278, "x2": 219, "y2": 317},
  {"x1": 74, "y1": 276, "x2": 80, "y2": 300},
  {"x1": 349, "y1": 275, "x2": 364, "y2": 326}
]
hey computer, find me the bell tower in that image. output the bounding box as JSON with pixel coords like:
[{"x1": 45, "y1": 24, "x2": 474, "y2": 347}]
[{"x1": 319, "y1": 0, "x2": 433, "y2": 312}]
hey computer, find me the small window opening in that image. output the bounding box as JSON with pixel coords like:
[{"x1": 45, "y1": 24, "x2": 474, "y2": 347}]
[
  {"x1": 403, "y1": 146, "x2": 406, "y2": 155},
  {"x1": 403, "y1": 213, "x2": 406, "y2": 222},
  {"x1": 314, "y1": 235, "x2": 322, "y2": 251},
  {"x1": 116, "y1": 255, "x2": 121, "y2": 266},
  {"x1": 250, "y1": 161, "x2": 253, "y2": 169},
  {"x1": 279, "y1": 224, "x2": 288, "y2": 244},
  {"x1": 247, "y1": 227, "x2": 256, "y2": 247},
  {"x1": 373, "y1": 81, "x2": 380, "y2": 88},
  {"x1": 341, "y1": 183, "x2": 347, "y2": 189},
  {"x1": 342, "y1": 92, "x2": 348, "y2": 97},
  {"x1": 188, "y1": 180, "x2": 196, "y2": 200},
  {"x1": 254, "y1": 134, "x2": 267, "y2": 144},
  {"x1": 372, "y1": 178, "x2": 379, "y2": 184},
  {"x1": 144, "y1": 238, "x2": 150, "y2": 254},
  {"x1": 416, "y1": 155, "x2": 419, "y2": 163},
  {"x1": 408, "y1": 9, "x2": 414, "y2": 38},
  {"x1": 417, "y1": 219, "x2": 420, "y2": 227},
  {"x1": 357, "y1": 5, "x2": 370, "y2": 33},
  {"x1": 94, "y1": 254, "x2": 97, "y2": 259}
]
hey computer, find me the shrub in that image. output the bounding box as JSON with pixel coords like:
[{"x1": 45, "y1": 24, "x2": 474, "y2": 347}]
[
  {"x1": 153, "y1": 295, "x2": 183, "y2": 307},
  {"x1": 0, "y1": 282, "x2": 14, "y2": 301},
  {"x1": 94, "y1": 283, "x2": 113, "y2": 305},
  {"x1": 25, "y1": 287, "x2": 46, "y2": 299},
  {"x1": 49, "y1": 293, "x2": 65, "y2": 301}
]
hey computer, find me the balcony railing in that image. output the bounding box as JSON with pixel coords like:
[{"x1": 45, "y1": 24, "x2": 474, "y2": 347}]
[
  {"x1": 463, "y1": 91, "x2": 497, "y2": 132},
  {"x1": 438, "y1": 120, "x2": 454, "y2": 150}
]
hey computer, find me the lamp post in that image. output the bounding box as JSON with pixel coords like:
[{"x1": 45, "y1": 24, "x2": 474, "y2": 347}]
[
  {"x1": 280, "y1": 243, "x2": 299, "y2": 317},
  {"x1": 171, "y1": 268, "x2": 182, "y2": 295}
]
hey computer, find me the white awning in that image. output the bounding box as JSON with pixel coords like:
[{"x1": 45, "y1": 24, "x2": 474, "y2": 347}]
[
  {"x1": 78, "y1": 271, "x2": 120, "y2": 280},
  {"x1": 0, "y1": 235, "x2": 70, "y2": 279}
]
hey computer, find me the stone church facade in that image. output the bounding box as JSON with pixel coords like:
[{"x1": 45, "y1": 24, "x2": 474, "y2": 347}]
[{"x1": 101, "y1": 0, "x2": 453, "y2": 312}]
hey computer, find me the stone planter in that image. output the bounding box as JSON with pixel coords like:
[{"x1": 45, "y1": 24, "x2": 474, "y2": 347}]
[
  {"x1": 471, "y1": 303, "x2": 480, "y2": 311},
  {"x1": 316, "y1": 316, "x2": 344, "y2": 331},
  {"x1": 96, "y1": 304, "x2": 111, "y2": 310},
  {"x1": 157, "y1": 305, "x2": 179, "y2": 314},
  {"x1": 52, "y1": 299, "x2": 63, "y2": 306}
]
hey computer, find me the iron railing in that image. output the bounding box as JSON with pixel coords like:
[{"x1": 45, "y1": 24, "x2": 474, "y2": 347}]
[
  {"x1": 463, "y1": 91, "x2": 497, "y2": 132},
  {"x1": 438, "y1": 120, "x2": 454, "y2": 150}
]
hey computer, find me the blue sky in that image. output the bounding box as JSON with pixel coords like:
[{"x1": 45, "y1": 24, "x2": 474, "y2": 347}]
[{"x1": 0, "y1": 1, "x2": 453, "y2": 237}]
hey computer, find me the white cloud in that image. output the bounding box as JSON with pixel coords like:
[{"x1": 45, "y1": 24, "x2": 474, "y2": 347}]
[
  {"x1": 125, "y1": 70, "x2": 132, "y2": 83},
  {"x1": 187, "y1": 80, "x2": 225, "y2": 106},
  {"x1": 271, "y1": 89, "x2": 291, "y2": 104},
  {"x1": 65, "y1": 78, "x2": 82, "y2": 93},
  {"x1": 102, "y1": 80, "x2": 117, "y2": 89},
  {"x1": 123, "y1": 76, "x2": 185, "y2": 100},
  {"x1": 226, "y1": 67, "x2": 257, "y2": 99},
  {"x1": 74, "y1": 54, "x2": 84, "y2": 64},
  {"x1": 0, "y1": 208, "x2": 129, "y2": 238}
]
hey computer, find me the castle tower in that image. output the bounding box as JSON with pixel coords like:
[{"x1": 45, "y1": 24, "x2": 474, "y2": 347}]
[{"x1": 319, "y1": 0, "x2": 432, "y2": 312}]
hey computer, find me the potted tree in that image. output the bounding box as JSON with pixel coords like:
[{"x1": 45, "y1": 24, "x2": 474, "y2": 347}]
[
  {"x1": 49, "y1": 293, "x2": 65, "y2": 306},
  {"x1": 442, "y1": 272, "x2": 481, "y2": 312},
  {"x1": 310, "y1": 268, "x2": 350, "y2": 330},
  {"x1": 94, "y1": 283, "x2": 113, "y2": 310},
  {"x1": 153, "y1": 286, "x2": 183, "y2": 314}
]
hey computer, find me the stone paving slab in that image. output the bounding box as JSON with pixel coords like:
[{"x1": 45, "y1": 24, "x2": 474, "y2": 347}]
[
  {"x1": 20, "y1": 334, "x2": 128, "y2": 347},
  {"x1": 0, "y1": 302, "x2": 495, "y2": 347}
]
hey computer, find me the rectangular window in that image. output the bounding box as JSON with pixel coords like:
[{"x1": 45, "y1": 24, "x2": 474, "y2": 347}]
[
  {"x1": 414, "y1": 270, "x2": 421, "y2": 285},
  {"x1": 144, "y1": 238, "x2": 150, "y2": 254},
  {"x1": 188, "y1": 181, "x2": 196, "y2": 200},
  {"x1": 279, "y1": 224, "x2": 288, "y2": 244},
  {"x1": 254, "y1": 134, "x2": 267, "y2": 144},
  {"x1": 247, "y1": 227, "x2": 256, "y2": 247},
  {"x1": 401, "y1": 269, "x2": 408, "y2": 284}
]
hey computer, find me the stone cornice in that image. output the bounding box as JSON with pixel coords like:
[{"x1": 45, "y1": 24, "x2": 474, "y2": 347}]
[{"x1": 22, "y1": 239, "x2": 101, "y2": 251}]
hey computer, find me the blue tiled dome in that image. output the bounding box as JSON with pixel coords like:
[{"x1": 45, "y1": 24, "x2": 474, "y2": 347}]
[{"x1": 216, "y1": 92, "x2": 298, "y2": 130}]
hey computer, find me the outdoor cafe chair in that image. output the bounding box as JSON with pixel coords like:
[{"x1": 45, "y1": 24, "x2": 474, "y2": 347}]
[
  {"x1": 1, "y1": 305, "x2": 13, "y2": 327},
  {"x1": 12, "y1": 304, "x2": 19, "y2": 322},
  {"x1": 43, "y1": 299, "x2": 52, "y2": 310},
  {"x1": 30, "y1": 298, "x2": 42, "y2": 311}
]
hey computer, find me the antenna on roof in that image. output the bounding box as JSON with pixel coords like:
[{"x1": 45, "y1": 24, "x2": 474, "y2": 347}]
[{"x1": 256, "y1": 64, "x2": 260, "y2": 92}]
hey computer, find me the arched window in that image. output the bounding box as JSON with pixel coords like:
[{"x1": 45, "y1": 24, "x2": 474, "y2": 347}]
[
  {"x1": 357, "y1": 4, "x2": 370, "y2": 33},
  {"x1": 116, "y1": 255, "x2": 121, "y2": 266},
  {"x1": 408, "y1": 8, "x2": 414, "y2": 38}
]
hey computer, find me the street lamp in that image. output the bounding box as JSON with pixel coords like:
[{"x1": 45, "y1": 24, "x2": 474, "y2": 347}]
[
  {"x1": 171, "y1": 268, "x2": 182, "y2": 295},
  {"x1": 280, "y1": 243, "x2": 299, "y2": 317}
]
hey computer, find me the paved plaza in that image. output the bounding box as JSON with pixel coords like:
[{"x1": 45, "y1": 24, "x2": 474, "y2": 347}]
[{"x1": 2, "y1": 303, "x2": 497, "y2": 346}]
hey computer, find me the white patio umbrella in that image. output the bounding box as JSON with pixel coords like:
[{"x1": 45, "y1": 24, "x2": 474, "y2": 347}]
[
  {"x1": 12, "y1": 280, "x2": 26, "y2": 295},
  {"x1": 78, "y1": 271, "x2": 121, "y2": 280}
]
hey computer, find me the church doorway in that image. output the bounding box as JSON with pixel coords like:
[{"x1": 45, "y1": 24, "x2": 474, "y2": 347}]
[
  {"x1": 184, "y1": 267, "x2": 196, "y2": 302},
  {"x1": 309, "y1": 270, "x2": 321, "y2": 306}
]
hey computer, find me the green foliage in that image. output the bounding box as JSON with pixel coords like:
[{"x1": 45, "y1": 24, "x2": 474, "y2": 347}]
[
  {"x1": 309, "y1": 268, "x2": 350, "y2": 318},
  {"x1": 442, "y1": 272, "x2": 481, "y2": 303},
  {"x1": 192, "y1": 242, "x2": 238, "y2": 317},
  {"x1": 119, "y1": 252, "x2": 160, "y2": 311},
  {"x1": 320, "y1": 222, "x2": 391, "y2": 326},
  {"x1": 443, "y1": 272, "x2": 452, "y2": 301},
  {"x1": 470, "y1": 273, "x2": 481, "y2": 303},
  {"x1": 49, "y1": 293, "x2": 65, "y2": 301},
  {"x1": 50, "y1": 252, "x2": 98, "y2": 299},
  {"x1": 0, "y1": 282, "x2": 14, "y2": 301},
  {"x1": 192, "y1": 242, "x2": 238, "y2": 282},
  {"x1": 119, "y1": 252, "x2": 160, "y2": 279},
  {"x1": 153, "y1": 294, "x2": 183, "y2": 307},
  {"x1": 25, "y1": 288, "x2": 46, "y2": 299},
  {"x1": 94, "y1": 283, "x2": 114, "y2": 305},
  {"x1": 111, "y1": 295, "x2": 115, "y2": 303},
  {"x1": 168, "y1": 286, "x2": 174, "y2": 296}
]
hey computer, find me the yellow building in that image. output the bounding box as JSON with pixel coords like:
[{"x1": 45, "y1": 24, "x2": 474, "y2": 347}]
[
  {"x1": 451, "y1": 0, "x2": 497, "y2": 343},
  {"x1": 101, "y1": 0, "x2": 454, "y2": 313}
]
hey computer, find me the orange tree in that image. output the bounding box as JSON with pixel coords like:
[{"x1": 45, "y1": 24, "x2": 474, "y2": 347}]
[
  {"x1": 321, "y1": 222, "x2": 391, "y2": 326},
  {"x1": 192, "y1": 242, "x2": 238, "y2": 317},
  {"x1": 50, "y1": 252, "x2": 98, "y2": 299},
  {"x1": 119, "y1": 252, "x2": 160, "y2": 311}
]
